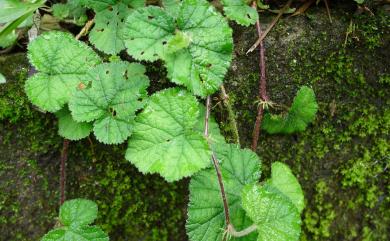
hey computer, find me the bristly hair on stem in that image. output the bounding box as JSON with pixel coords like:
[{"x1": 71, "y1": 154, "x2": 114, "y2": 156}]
[
  {"x1": 204, "y1": 96, "x2": 231, "y2": 240},
  {"x1": 251, "y1": 1, "x2": 269, "y2": 151}
]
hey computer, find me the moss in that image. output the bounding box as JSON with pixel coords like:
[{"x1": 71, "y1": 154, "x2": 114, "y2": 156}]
[
  {"x1": 221, "y1": 5, "x2": 389, "y2": 241},
  {"x1": 0, "y1": 54, "x2": 187, "y2": 240}
]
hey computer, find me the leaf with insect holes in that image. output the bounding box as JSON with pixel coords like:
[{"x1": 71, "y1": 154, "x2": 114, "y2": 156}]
[
  {"x1": 55, "y1": 106, "x2": 92, "y2": 141},
  {"x1": 123, "y1": 0, "x2": 233, "y2": 97},
  {"x1": 69, "y1": 62, "x2": 149, "y2": 144},
  {"x1": 221, "y1": 0, "x2": 259, "y2": 26},
  {"x1": 126, "y1": 88, "x2": 214, "y2": 182},
  {"x1": 81, "y1": 0, "x2": 145, "y2": 54},
  {"x1": 25, "y1": 31, "x2": 101, "y2": 113},
  {"x1": 262, "y1": 86, "x2": 318, "y2": 134},
  {"x1": 186, "y1": 143, "x2": 261, "y2": 241},
  {"x1": 268, "y1": 162, "x2": 304, "y2": 213},
  {"x1": 41, "y1": 199, "x2": 109, "y2": 241},
  {"x1": 241, "y1": 183, "x2": 301, "y2": 241}
]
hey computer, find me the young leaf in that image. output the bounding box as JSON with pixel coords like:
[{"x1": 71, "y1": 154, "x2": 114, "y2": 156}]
[
  {"x1": 241, "y1": 183, "x2": 301, "y2": 241},
  {"x1": 123, "y1": 0, "x2": 233, "y2": 97},
  {"x1": 25, "y1": 31, "x2": 101, "y2": 112},
  {"x1": 221, "y1": 0, "x2": 259, "y2": 26},
  {"x1": 126, "y1": 88, "x2": 211, "y2": 182},
  {"x1": 55, "y1": 106, "x2": 92, "y2": 141},
  {"x1": 42, "y1": 226, "x2": 108, "y2": 241},
  {"x1": 69, "y1": 62, "x2": 149, "y2": 144},
  {"x1": 262, "y1": 86, "x2": 318, "y2": 134},
  {"x1": 41, "y1": 199, "x2": 109, "y2": 241},
  {"x1": 186, "y1": 143, "x2": 261, "y2": 241},
  {"x1": 82, "y1": 0, "x2": 145, "y2": 54},
  {"x1": 268, "y1": 162, "x2": 304, "y2": 213},
  {"x1": 59, "y1": 199, "x2": 98, "y2": 226}
]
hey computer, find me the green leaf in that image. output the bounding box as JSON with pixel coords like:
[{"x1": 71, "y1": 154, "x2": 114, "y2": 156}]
[
  {"x1": 59, "y1": 199, "x2": 98, "y2": 226},
  {"x1": 41, "y1": 198, "x2": 109, "y2": 241},
  {"x1": 83, "y1": 0, "x2": 145, "y2": 54},
  {"x1": 41, "y1": 226, "x2": 108, "y2": 241},
  {"x1": 0, "y1": 0, "x2": 45, "y2": 24},
  {"x1": 241, "y1": 183, "x2": 301, "y2": 241},
  {"x1": 262, "y1": 86, "x2": 318, "y2": 134},
  {"x1": 221, "y1": 0, "x2": 259, "y2": 26},
  {"x1": 69, "y1": 62, "x2": 149, "y2": 144},
  {"x1": 126, "y1": 88, "x2": 212, "y2": 182},
  {"x1": 0, "y1": 73, "x2": 6, "y2": 84},
  {"x1": 268, "y1": 162, "x2": 304, "y2": 213},
  {"x1": 25, "y1": 31, "x2": 101, "y2": 112},
  {"x1": 52, "y1": 1, "x2": 87, "y2": 26},
  {"x1": 186, "y1": 143, "x2": 261, "y2": 241},
  {"x1": 52, "y1": 3, "x2": 70, "y2": 19},
  {"x1": 55, "y1": 106, "x2": 92, "y2": 141},
  {"x1": 123, "y1": 0, "x2": 233, "y2": 97}
]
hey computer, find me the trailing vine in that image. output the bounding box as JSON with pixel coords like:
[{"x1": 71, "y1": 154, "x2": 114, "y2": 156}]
[{"x1": 2, "y1": 0, "x2": 321, "y2": 240}]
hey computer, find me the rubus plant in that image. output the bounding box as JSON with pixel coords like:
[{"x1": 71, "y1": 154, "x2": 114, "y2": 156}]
[
  {"x1": 41, "y1": 199, "x2": 109, "y2": 240},
  {"x1": 20, "y1": 0, "x2": 319, "y2": 240}
]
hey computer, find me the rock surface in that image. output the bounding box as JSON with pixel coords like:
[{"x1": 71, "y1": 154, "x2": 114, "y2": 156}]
[{"x1": 0, "y1": 3, "x2": 389, "y2": 241}]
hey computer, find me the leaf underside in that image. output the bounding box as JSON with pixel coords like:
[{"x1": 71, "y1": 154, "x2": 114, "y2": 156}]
[
  {"x1": 186, "y1": 143, "x2": 261, "y2": 241},
  {"x1": 69, "y1": 62, "x2": 149, "y2": 144},
  {"x1": 25, "y1": 31, "x2": 101, "y2": 113},
  {"x1": 262, "y1": 86, "x2": 318, "y2": 134},
  {"x1": 123, "y1": 0, "x2": 233, "y2": 97},
  {"x1": 126, "y1": 87, "x2": 213, "y2": 182}
]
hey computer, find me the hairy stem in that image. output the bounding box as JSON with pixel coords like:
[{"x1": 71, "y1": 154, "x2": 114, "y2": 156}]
[
  {"x1": 247, "y1": 0, "x2": 293, "y2": 54},
  {"x1": 60, "y1": 139, "x2": 69, "y2": 205},
  {"x1": 75, "y1": 19, "x2": 95, "y2": 40},
  {"x1": 227, "y1": 223, "x2": 257, "y2": 237},
  {"x1": 251, "y1": 2, "x2": 269, "y2": 151},
  {"x1": 204, "y1": 96, "x2": 231, "y2": 231},
  {"x1": 220, "y1": 85, "x2": 241, "y2": 145}
]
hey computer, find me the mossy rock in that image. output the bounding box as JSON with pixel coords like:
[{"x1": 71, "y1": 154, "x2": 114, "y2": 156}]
[{"x1": 0, "y1": 2, "x2": 389, "y2": 241}]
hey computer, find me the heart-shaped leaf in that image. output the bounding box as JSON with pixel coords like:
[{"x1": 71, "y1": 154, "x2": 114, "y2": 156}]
[
  {"x1": 123, "y1": 0, "x2": 233, "y2": 97},
  {"x1": 25, "y1": 31, "x2": 101, "y2": 112},
  {"x1": 69, "y1": 62, "x2": 149, "y2": 144},
  {"x1": 126, "y1": 88, "x2": 213, "y2": 181}
]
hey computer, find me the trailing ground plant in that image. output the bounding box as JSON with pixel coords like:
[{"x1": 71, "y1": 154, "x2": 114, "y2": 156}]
[{"x1": 21, "y1": 0, "x2": 319, "y2": 240}]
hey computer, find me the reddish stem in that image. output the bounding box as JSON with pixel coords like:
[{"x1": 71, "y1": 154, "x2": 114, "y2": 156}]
[
  {"x1": 205, "y1": 96, "x2": 231, "y2": 229},
  {"x1": 251, "y1": 2, "x2": 268, "y2": 151},
  {"x1": 60, "y1": 139, "x2": 69, "y2": 205}
]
